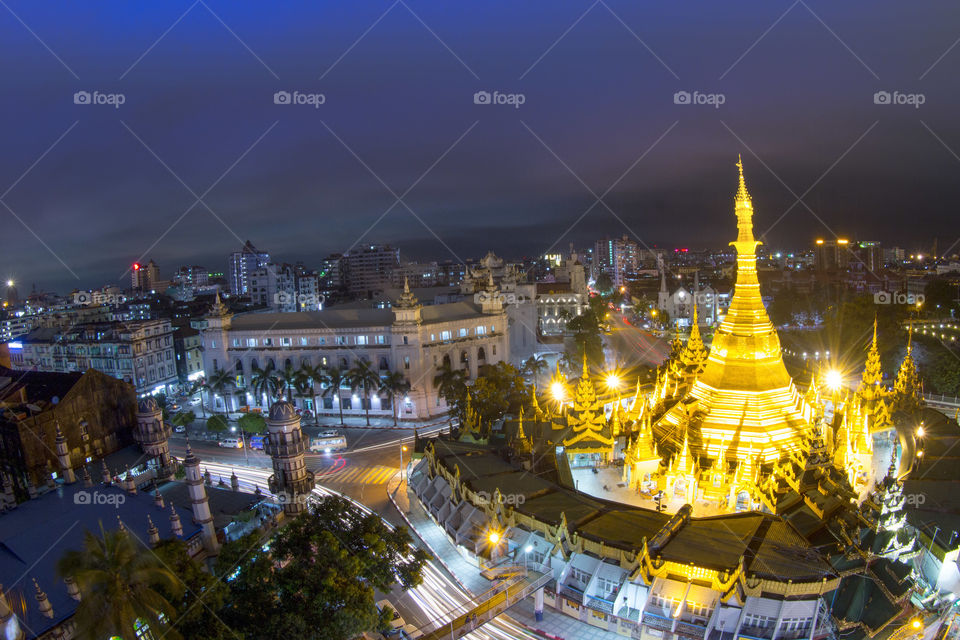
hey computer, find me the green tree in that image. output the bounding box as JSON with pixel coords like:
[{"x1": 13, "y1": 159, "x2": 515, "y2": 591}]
[
  {"x1": 274, "y1": 364, "x2": 300, "y2": 402},
  {"x1": 152, "y1": 538, "x2": 233, "y2": 640},
  {"x1": 57, "y1": 525, "x2": 183, "y2": 640},
  {"x1": 567, "y1": 296, "x2": 605, "y2": 367},
  {"x1": 237, "y1": 412, "x2": 267, "y2": 434},
  {"x1": 925, "y1": 277, "x2": 959, "y2": 315},
  {"x1": 319, "y1": 366, "x2": 348, "y2": 426},
  {"x1": 206, "y1": 414, "x2": 229, "y2": 434},
  {"x1": 250, "y1": 362, "x2": 280, "y2": 409},
  {"x1": 207, "y1": 367, "x2": 236, "y2": 414},
  {"x1": 299, "y1": 362, "x2": 325, "y2": 424},
  {"x1": 595, "y1": 271, "x2": 613, "y2": 294},
  {"x1": 347, "y1": 360, "x2": 381, "y2": 426},
  {"x1": 170, "y1": 410, "x2": 195, "y2": 428},
  {"x1": 220, "y1": 496, "x2": 429, "y2": 640},
  {"x1": 433, "y1": 361, "x2": 467, "y2": 424},
  {"x1": 521, "y1": 355, "x2": 548, "y2": 385},
  {"x1": 380, "y1": 370, "x2": 411, "y2": 426}
]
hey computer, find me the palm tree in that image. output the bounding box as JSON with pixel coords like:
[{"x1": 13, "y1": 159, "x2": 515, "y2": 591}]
[
  {"x1": 292, "y1": 370, "x2": 314, "y2": 414},
  {"x1": 57, "y1": 524, "x2": 184, "y2": 640},
  {"x1": 191, "y1": 378, "x2": 208, "y2": 418},
  {"x1": 347, "y1": 359, "x2": 381, "y2": 426},
  {"x1": 207, "y1": 367, "x2": 235, "y2": 414},
  {"x1": 274, "y1": 364, "x2": 299, "y2": 402},
  {"x1": 298, "y1": 363, "x2": 324, "y2": 424},
  {"x1": 250, "y1": 362, "x2": 279, "y2": 409},
  {"x1": 319, "y1": 366, "x2": 347, "y2": 426},
  {"x1": 381, "y1": 371, "x2": 412, "y2": 426}
]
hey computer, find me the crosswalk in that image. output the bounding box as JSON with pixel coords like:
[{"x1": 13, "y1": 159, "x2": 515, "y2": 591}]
[{"x1": 316, "y1": 464, "x2": 398, "y2": 486}]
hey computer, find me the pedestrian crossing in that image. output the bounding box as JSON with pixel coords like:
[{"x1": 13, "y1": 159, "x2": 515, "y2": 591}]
[{"x1": 316, "y1": 464, "x2": 397, "y2": 486}]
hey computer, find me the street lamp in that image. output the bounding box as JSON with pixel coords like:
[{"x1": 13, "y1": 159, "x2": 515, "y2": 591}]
[
  {"x1": 824, "y1": 369, "x2": 843, "y2": 393},
  {"x1": 400, "y1": 444, "x2": 408, "y2": 484},
  {"x1": 605, "y1": 373, "x2": 622, "y2": 392},
  {"x1": 550, "y1": 381, "x2": 567, "y2": 404}
]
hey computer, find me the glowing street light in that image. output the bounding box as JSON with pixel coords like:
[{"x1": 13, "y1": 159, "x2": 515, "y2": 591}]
[
  {"x1": 916, "y1": 426, "x2": 925, "y2": 438},
  {"x1": 5, "y1": 280, "x2": 12, "y2": 288},
  {"x1": 487, "y1": 531, "x2": 501, "y2": 544},
  {"x1": 911, "y1": 619, "x2": 922, "y2": 630}
]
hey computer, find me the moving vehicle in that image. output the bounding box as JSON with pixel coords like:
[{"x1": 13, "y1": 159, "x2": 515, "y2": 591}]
[
  {"x1": 174, "y1": 425, "x2": 186, "y2": 433},
  {"x1": 249, "y1": 435, "x2": 265, "y2": 450},
  {"x1": 309, "y1": 434, "x2": 347, "y2": 453},
  {"x1": 319, "y1": 428, "x2": 341, "y2": 438},
  {"x1": 376, "y1": 600, "x2": 405, "y2": 630},
  {"x1": 218, "y1": 437, "x2": 243, "y2": 449}
]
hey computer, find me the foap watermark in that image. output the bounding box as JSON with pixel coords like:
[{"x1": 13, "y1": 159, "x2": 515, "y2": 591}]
[
  {"x1": 904, "y1": 493, "x2": 926, "y2": 506},
  {"x1": 74, "y1": 291, "x2": 127, "y2": 306},
  {"x1": 474, "y1": 291, "x2": 530, "y2": 306},
  {"x1": 74, "y1": 90, "x2": 125, "y2": 109},
  {"x1": 473, "y1": 90, "x2": 525, "y2": 109},
  {"x1": 275, "y1": 491, "x2": 311, "y2": 507},
  {"x1": 873, "y1": 91, "x2": 925, "y2": 109},
  {"x1": 476, "y1": 491, "x2": 526, "y2": 506},
  {"x1": 874, "y1": 291, "x2": 925, "y2": 305},
  {"x1": 274, "y1": 291, "x2": 325, "y2": 309},
  {"x1": 74, "y1": 490, "x2": 126, "y2": 508},
  {"x1": 674, "y1": 90, "x2": 725, "y2": 109},
  {"x1": 274, "y1": 90, "x2": 326, "y2": 108}
]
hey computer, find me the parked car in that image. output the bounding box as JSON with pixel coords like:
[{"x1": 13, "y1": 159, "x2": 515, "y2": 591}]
[
  {"x1": 376, "y1": 600, "x2": 405, "y2": 630},
  {"x1": 218, "y1": 437, "x2": 243, "y2": 449},
  {"x1": 319, "y1": 428, "x2": 341, "y2": 438},
  {"x1": 174, "y1": 425, "x2": 186, "y2": 433},
  {"x1": 190, "y1": 397, "x2": 201, "y2": 405}
]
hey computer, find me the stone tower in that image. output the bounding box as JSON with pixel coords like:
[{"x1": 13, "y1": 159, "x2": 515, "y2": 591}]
[
  {"x1": 182, "y1": 441, "x2": 219, "y2": 554},
  {"x1": 265, "y1": 400, "x2": 315, "y2": 517},
  {"x1": 134, "y1": 397, "x2": 174, "y2": 479},
  {"x1": 54, "y1": 423, "x2": 75, "y2": 484}
]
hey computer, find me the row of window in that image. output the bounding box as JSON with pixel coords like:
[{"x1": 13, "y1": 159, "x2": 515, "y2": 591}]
[{"x1": 222, "y1": 325, "x2": 498, "y2": 350}]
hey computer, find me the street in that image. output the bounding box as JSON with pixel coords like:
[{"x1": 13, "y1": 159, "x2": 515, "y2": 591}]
[{"x1": 606, "y1": 313, "x2": 671, "y2": 370}]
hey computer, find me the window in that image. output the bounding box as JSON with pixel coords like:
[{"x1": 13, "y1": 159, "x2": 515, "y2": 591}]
[
  {"x1": 263, "y1": 338, "x2": 273, "y2": 346},
  {"x1": 430, "y1": 333, "x2": 436, "y2": 341},
  {"x1": 336, "y1": 336, "x2": 347, "y2": 345},
  {"x1": 440, "y1": 330, "x2": 451, "y2": 341},
  {"x1": 300, "y1": 337, "x2": 309, "y2": 346},
  {"x1": 318, "y1": 337, "x2": 326, "y2": 345},
  {"x1": 375, "y1": 335, "x2": 386, "y2": 345},
  {"x1": 209, "y1": 340, "x2": 216, "y2": 349},
  {"x1": 246, "y1": 338, "x2": 257, "y2": 347},
  {"x1": 280, "y1": 337, "x2": 292, "y2": 347},
  {"x1": 356, "y1": 336, "x2": 368, "y2": 345},
  {"x1": 404, "y1": 356, "x2": 410, "y2": 370},
  {"x1": 458, "y1": 328, "x2": 467, "y2": 337},
  {"x1": 569, "y1": 567, "x2": 591, "y2": 585},
  {"x1": 232, "y1": 339, "x2": 241, "y2": 347},
  {"x1": 476, "y1": 326, "x2": 486, "y2": 335}
]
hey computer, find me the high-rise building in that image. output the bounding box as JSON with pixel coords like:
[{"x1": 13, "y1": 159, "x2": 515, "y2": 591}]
[
  {"x1": 341, "y1": 244, "x2": 400, "y2": 297},
  {"x1": 249, "y1": 263, "x2": 322, "y2": 312},
  {"x1": 813, "y1": 238, "x2": 850, "y2": 271},
  {"x1": 228, "y1": 240, "x2": 270, "y2": 296},
  {"x1": 852, "y1": 241, "x2": 884, "y2": 272},
  {"x1": 593, "y1": 235, "x2": 640, "y2": 287},
  {"x1": 131, "y1": 260, "x2": 160, "y2": 293},
  {"x1": 174, "y1": 265, "x2": 209, "y2": 288}
]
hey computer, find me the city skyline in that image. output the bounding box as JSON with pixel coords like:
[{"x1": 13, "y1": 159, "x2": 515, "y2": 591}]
[{"x1": 2, "y1": 0, "x2": 960, "y2": 292}]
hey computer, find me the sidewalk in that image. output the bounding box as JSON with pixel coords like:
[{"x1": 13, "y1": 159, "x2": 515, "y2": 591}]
[{"x1": 388, "y1": 476, "x2": 624, "y2": 640}]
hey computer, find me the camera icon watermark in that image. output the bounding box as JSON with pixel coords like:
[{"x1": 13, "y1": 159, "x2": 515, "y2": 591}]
[
  {"x1": 74, "y1": 490, "x2": 126, "y2": 508},
  {"x1": 74, "y1": 291, "x2": 127, "y2": 306},
  {"x1": 874, "y1": 291, "x2": 924, "y2": 305},
  {"x1": 73, "y1": 90, "x2": 126, "y2": 109},
  {"x1": 273, "y1": 90, "x2": 326, "y2": 108},
  {"x1": 873, "y1": 91, "x2": 925, "y2": 109},
  {"x1": 473, "y1": 90, "x2": 525, "y2": 109},
  {"x1": 275, "y1": 491, "x2": 311, "y2": 506},
  {"x1": 673, "y1": 90, "x2": 725, "y2": 109}
]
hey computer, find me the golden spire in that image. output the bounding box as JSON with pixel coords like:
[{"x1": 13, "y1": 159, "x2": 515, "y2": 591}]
[{"x1": 735, "y1": 154, "x2": 751, "y2": 203}]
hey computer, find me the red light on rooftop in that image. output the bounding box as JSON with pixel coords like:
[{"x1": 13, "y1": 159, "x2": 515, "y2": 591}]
[{"x1": 133, "y1": 263, "x2": 141, "y2": 271}]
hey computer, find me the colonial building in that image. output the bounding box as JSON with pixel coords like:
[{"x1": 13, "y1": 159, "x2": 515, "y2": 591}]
[
  {"x1": 11, "y1": 319, "x2": 178, "y2": 396},
  {"x1": 199, "y1": 284, "x2": 510, "y2": 419}
]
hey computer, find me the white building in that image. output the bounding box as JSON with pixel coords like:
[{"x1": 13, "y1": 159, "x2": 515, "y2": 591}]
[
  {"x1": 199, "y1": 284, "x2": 509, "y2": 419},
  {"x1": 228, "y1": 240, "x2": 270, "y2": 296}
]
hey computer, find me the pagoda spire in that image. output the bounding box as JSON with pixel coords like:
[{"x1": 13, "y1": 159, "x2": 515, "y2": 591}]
[{"x1": 858, "y1": 314, "x2": 884, "y2": 403}]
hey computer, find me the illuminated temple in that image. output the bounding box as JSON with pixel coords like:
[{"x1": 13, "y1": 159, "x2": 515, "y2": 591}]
[{"x1": 411, "y1": 159, "x2": 929, "y2": 639}]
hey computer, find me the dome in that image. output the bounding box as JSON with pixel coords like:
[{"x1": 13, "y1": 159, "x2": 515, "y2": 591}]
[
  {"x1": 269, "y1": 400, "x2": 298, "y2": 422},
  {"x1": 137, "y1": 397, "x2": 160, "y2": 414}
]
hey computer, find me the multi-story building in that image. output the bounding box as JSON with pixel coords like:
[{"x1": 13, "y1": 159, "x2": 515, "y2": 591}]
[
  {"x1": 199, "y1": 284, "x2": 509, "y2": 419},
  {"x1": 131, "y1": 259, "x2": 161, "y2": 293},
  {"x1": 853, "y1": 240, "x2": 884, "y2": 272},
  {"x1": 228, "y1": 240, "x2": 270, "y2": 296},
  {"x1": 341, "y1": 244, "x2": 400, "y2": 297},
  {"x1": 10, "y1": 319, "x2": 178, "y2": 396},
  {"x1": 249, "y1": 262, "x2": 322, "y2": 312},
  {"x1": 0, "y1": 313, "x2": 37, "y2": 342},
  {"x1": 173, "y1": 325, "x2": 204, "y2": 383},
  {"x1": 594, "y1": 235, "x2": 641, "y2": 287},
  {"x1": 813, "y1": 238, "x2": 851, "y2": 272},
  {"x1": 174, "y1": 265, "x2": 210, "y2": 288}
]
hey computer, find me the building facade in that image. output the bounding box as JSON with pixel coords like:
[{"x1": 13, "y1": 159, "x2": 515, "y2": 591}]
[
  {"x1": 341, "y1": 244, "x2": 400, "y2": 297},
  {"x1": 199, "y1": 284, "x2": 509, "y2": 419},
  {"x1": 11, "y1": 319, "x2": 178, "y2": 396},
  {"x1": 228, "y1": 240, "x2": 270, "y2": 296}
]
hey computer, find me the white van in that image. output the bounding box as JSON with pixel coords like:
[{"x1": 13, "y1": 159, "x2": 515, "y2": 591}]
[{"x1": 218, "y1": 437, "x2": 243, "y2": 449}]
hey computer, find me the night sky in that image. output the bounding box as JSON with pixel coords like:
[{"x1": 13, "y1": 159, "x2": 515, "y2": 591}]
[{"x1": 2, "y1": 0, "x2": 959, "y2": 292}]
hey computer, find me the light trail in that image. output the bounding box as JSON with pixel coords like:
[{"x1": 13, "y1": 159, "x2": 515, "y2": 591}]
[{"x1": 201, "y1": 462, "x2": 538, "y2": 640}]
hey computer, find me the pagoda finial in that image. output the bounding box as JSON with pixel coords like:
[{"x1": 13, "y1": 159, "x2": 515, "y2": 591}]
[
  {"x1": 582, "y1": 351, "x2": 589, "y2": 379},
  {"x1": 907, "y1": 320, "x2": 913, "y2": 354},
  {"x1": 403, "y1": 276, "x2": 410, "y2": 294}
]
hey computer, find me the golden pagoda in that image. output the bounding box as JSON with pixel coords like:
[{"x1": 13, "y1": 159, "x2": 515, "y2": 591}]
[{"x1": 656, "y1": 157, "x2": 811, "y2": 464}]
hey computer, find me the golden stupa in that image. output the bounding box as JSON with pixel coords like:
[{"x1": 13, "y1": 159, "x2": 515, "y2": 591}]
[{"x1": 657, "y1": 157, "x2": 813, "y2": 463}]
